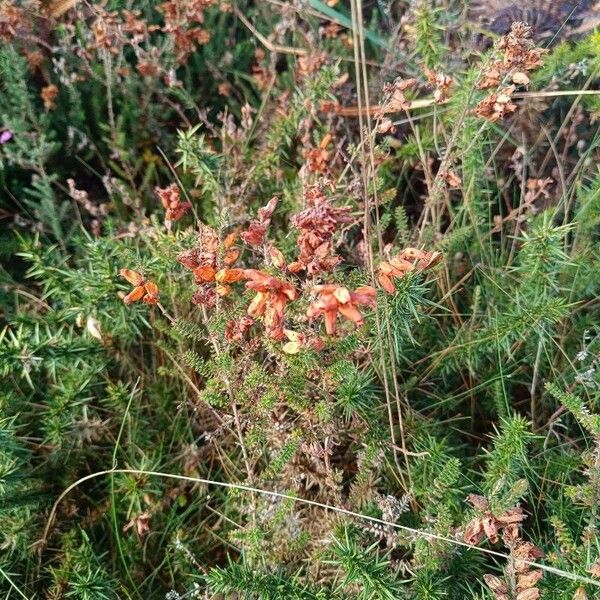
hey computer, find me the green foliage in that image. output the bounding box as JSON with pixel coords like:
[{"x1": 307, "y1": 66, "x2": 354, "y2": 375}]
[
  {"x1": 206, "y1": 557, "x2": 331, "y2": 599},
  {"x1": 328, "y1": 528, "x2": 404, "y2": 600},
  {"x1": 411, "y1": 2, "x2": 446, "y2": 68},
  {"x1": 2, "y1": 3, "x2": 600, "y2": 599},
  {"x1": 546, "y1": 383, "x2": 600, "y2": 436},
  {"x1": 329, "y1": 361, "x2": 379, "y2": 420},
  {"x1": 48, "y1": 531, "x2": 119, "y2": 599}
]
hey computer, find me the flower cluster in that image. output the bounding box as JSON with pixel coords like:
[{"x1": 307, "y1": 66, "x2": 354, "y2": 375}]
[
  {"x1": 484, "y1": 537, "x2": 544, "y2": 600},
  {"x1": 464, "y1": 494, "x2": 543, "y2": 600},
  {"x1": 303, "y1": 133, "x2": 333, "y2": 175},
  {"x1": 439, "y1": 168, "x2": 461, "y2": 189},
  {"x1": 122, "y1": 188, "x2": 442, "y2": 349},
  {"x1": 177, "y1": 225, "x2": 241, "y2": 308},
  {"x1": 224, "y1": 315, "x2": 254, "y2": 343},
  {"x1": 474, "y1": 86, "x2": 518, "y2": 123},
  {"x1": 381, "y1": 78, "x2": 416, "y2": 113},
  {"x1": 477, "y1": 22, "x2": 546, "y2": 91},
  {"x1": 475, "y1": 22, "x2": 547, "y2": 123},
  {"x1": 158, "y1": 0, "x2": 215, "y2": 63},
  {"x1": 245, "y1": 270, "x2": 298, "y2": 340},
  {"x1": 288, "y1": 185, "x2": 353, "y2": 275},
  {"x1": 41, "y1": 84, "x2": 59, "y2": 111},
  {"x1": 29, "y1": 1, "x2": 223, "y2": 96},
  {"x1": 463, "y1": 494, "x2": 526, "y2": 545}
]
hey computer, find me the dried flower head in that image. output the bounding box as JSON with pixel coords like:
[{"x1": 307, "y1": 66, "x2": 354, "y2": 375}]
[
  {"x1": 477, "y1": 68, "x2": 502, "y2": 90},
  {"x1": 495, "y1": 22, "x2": 547, "y2": 72},
  {"x1": 303, "y1": 133, "x2": 333, "y2": 174},
  {"x1": 381, "y1": 78, "x2": 416, "y2": 113},
  {"x1": 573, "y1": 588, "x2": 588, "y2": 600},
  {"x1": 178, "y1": 225, "x2": 240, "y2": 308},
  {"x1": 463, "y1": 495, "x2": 526, "y2": 545},
  {"x1": 477, "y1": 22, "x2": 547, "y2": 91},
  {"x1": 123, "y1": 511, "x2": 151, "y2": 537},
  {"x1": 439, "y1": 168, "x2": 461, "y2": 188},
  {"x1": 483, "y1": 574, "x2": 508, "y2": 599},
  {"x1": 225, "y1": 315, "x2": 254, "y2": 342},
  {"x1": 588, "y1": 560, "x2": 600, "y2": 578},
  {"x1": 288, "y1": 185, "x2": 353, "y2": 275},
  {"x1": 267, "y1": 244, "x2": 286, "y2": 270},
  {"x1": 41, "y1": 84, "x2": 59, "y2": 111},
  {"x1": 156, "y1": 183, "x2": 192, "y2": 222},
  {"x1": 158, "y1": 0, "x2": 216, "y2": 63},
  {"x1": 240, "y1": 197, "x2": 279, "y2": 247},
  {"x1": 297, "y1": 52, "x2": 327, "y2": 79},
  {"x1": 475, "y1": 86, "x2": 517, "y2": 122},
  {"x1": 376, "y1": 117, "x2": 396, "y2": 135},
  {"x1": 424, "y1": 68, "x2": 453, "y2": 103}
]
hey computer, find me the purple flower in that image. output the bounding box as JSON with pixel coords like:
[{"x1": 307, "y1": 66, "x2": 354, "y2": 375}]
[{"x1": 0, "y1": 129, "x2": 13, "y2": 145}]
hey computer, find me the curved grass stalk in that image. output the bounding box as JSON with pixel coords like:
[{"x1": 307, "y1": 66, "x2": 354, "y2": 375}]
[{"x1": 39, "y1": 468, "x2": 600, "y2": 589}]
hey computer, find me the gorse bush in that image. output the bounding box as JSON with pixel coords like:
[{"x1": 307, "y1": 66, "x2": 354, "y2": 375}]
[{"x1": 2, "y1": 1, "x2": 600, "y2": 598}]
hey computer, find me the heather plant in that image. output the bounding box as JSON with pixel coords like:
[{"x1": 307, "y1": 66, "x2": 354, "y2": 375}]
[{"x1": 2, "y1": 1, "x2": 600, "y2": 599}]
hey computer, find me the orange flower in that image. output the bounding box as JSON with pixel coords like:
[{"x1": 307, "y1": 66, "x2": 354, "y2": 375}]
[
  {"x1": 377, "y1": 257, "x2": 416, "y2": 294},
  {"x1": 191, "y1": 266, "x2": 246, "y2": 296},
  {"x1": 120, "y1": 269, "x2": 159, "y2": 305},
  {"x1": 215, "y1": 268, "x2": 246, "y2": 296},
  {"x1": 215, "y1": 268, "x2": 245, "y2": 284},
  {"x1": 223, "y1": 232, "x2": 238, "y2": 248},
  {"x1": 178, "y1": 230, "x2": 244, "y2": 305},
  {"x1": 222, "y1": 232, "x2": 240, "y2": 265},
  {"x1": 307, "y1": 284, "x2": 376, "y2": 335},
  {"x1": 193, "y1": 265, "x2": 216, "y2": 283},
  {"x1": 223, "y1": 247, "x2": 240, "y2": 265},
  {"x1": 377, "y1": 248, "x2": 442, "y2": 294},
  {"x1": 244, "y1": 270, "x2": 297, "y2": 340}
]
